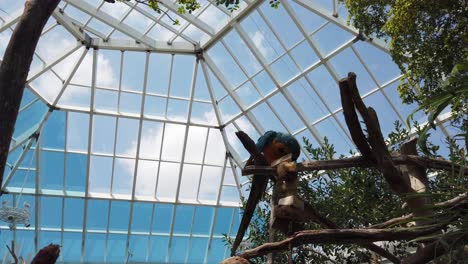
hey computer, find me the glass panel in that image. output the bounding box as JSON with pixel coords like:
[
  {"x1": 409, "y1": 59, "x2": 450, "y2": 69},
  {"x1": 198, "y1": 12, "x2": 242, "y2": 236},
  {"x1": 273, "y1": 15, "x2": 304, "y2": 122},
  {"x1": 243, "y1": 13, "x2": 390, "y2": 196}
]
[
  {"x1": 235, "y1": 82, "x2": 261, "y2": 107},
  {"x1": 147, "y1": 53, "x2": 172, "y2": 95},
  {"x1": 214, "y1": 208, "x2": 233, "y2": 236},
  {"x1": 96, "y1": 50, "x2": 120, "y2": 90},
  {"x1": 42, "y1": 111, "x2": 65, "y2": 150},
  {"x1": 39, "y1": 231, "x2": 61, "y2": 249},
  {"x1": 107, "y1": 234, "x2": 127, "y2": 262},
  {"x1": 161, "y1": 124, "x2": 186, "y2": 162},
  {"x1": 270, "y1": 54, "x2": 300, "y2": 84},
  {"x1": 173, "y1": 205, "x2": 194, "y2": 235},
  {"x1": 179, "y1": 164, "x2": 202, "y2": 201},
  {"x1": 86, "y1": 199, "x2": 109, "y2": 231},
  {"x1": 84, "y1": 233, "x2": 106, "y2": 262},
  {"x1": 149, "y1": 236, "x2": 169, "y2": 262},
  {"x1": 62, "y1": 232, "x2": 82, "y2": 262},
  {"x1": 285, "y1": 77, "x2": 329, "y2": 123},
  {"x1": 204, "y1": 130, "x2": 226, "y2": 166},
  {"x1": 63, "y1": 198, "x2": 84, "y2": 230},
  {"x1": 40, "y1": 196, "x2": 62, "y2": 228},
  {"x1": 135, "y1": 160, "x2": 158, "y2": 197},
  {"x1": 167, "y1": 98, "x2": 189, "y2": 121},
  {"x1": 15, "y1": 230, "x2": 35, "y2": 258},
  {"x1": 269, "y1": 93, "x2": 304, "y2": 132},
  {"x1": 199, "y1": 165, "x2": 223, "y2": 201},
  {"x1": 312, "y1": 23, "x2": 354, "y2": 56},
  {"x1": 152, "y1": 204, "x2": 173, "y2": 234},
  {"x1": 112, "y1": 157, "x2": 135, "y2": 197},
  {"x1": 119, "y1": 91, "x2": 142, "y2": 114},
  {"x1": 187, "y1": 237, "x2": 208, "y2": 263},
  {"x1": 192, "y1": 206, "x2": 213, "y2": 235},
  {"x1": 184, "y1": 126, "x2": 208, "y2": 164},
  {"x1": 92, "y1": 115, "x2": 116, "y2": 155},
  {"x1": 207, "y1": 238, "x2": 227, "y2": 263},
  {"x1": 122, "y1": 51, "x2": 146, "y2": 92},
  {"x1": 94, "y1": 88, "x2": 118, "y2": 112},
  {"x1": 171, "y1": 55, "x2": 195, "y2": 98},
  {"x1": 131, "y1": 202, "x2": 153, "y2": 232},
  {"x1": 129, "y1": 235, "x2": 148, "y2": 262},
  {"x1": 65, "y1": 152, "x2": 87, "y2": 192},
  {"x1": 144, "y1": 95, "x2": 166, "y2": 117},
  {"x1": 40, "y1": 150, "x2": 64, "y2": 190},
  {"x1": 156, "y1": 162, "x2": 180, "y2": 201},
  {"x1": 169, "y1": 237, "x2": 189, "y2": 263},
  {"x1": 139, "y1": 121, "x2": 163, "y2": 160},
  {"x1": 109, "y1": 201, "x2": 131, "y2": 231},
  {"x1": 67, "y1": 112, "x2": 89, "y2": 152},
  {"x1": 89, "y1": 155, "x2": 112, "y2": 194}
]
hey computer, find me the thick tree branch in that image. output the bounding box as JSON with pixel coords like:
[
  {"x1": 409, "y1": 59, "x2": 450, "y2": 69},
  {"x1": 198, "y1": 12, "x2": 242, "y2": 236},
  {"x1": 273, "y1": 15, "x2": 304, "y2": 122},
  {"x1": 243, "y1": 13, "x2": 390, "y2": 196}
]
[
  {"x1": 339, "y1": 78, "x2": 375, "y2": 160},
  {"x1": 238, "y1": 227, "x2": 441, "y2": 260},
  {"x1": 242, "y1": 155, "x2": 468, "y2": 176},
  {"x1": 0, "y1": 0, "x2": 61, "y2": 193},
  {"x1": 231, "y1": 131, "x2": 272, "y2": 256}
]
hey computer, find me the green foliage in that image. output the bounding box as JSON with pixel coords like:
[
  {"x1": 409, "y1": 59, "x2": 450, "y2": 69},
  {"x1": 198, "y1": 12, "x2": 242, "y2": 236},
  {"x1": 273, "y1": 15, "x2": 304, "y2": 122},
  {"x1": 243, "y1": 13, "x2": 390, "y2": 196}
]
[
  {"x1": 225, "y1": 122, "x2": 467, "y2": 262},
  {"x1": 339, "y1": 0, "x2": 468, "y2": 136},
  {"x1": 115, "y1": 0, "x2": 281, "y2": 23},
  {"x1": 407, "y1": 61, "x2": 468, "y2": 154}
]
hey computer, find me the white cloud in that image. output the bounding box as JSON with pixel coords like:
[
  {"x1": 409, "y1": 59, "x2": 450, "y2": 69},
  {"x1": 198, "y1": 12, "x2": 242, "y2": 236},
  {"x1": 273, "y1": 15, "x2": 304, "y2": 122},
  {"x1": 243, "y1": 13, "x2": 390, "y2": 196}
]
[
  {"x1": 97, "y1": 109, "x2": 247, "y2": 204},
  {"x1": 250, "y1": 31, "x2": 273, "y2": 59}
]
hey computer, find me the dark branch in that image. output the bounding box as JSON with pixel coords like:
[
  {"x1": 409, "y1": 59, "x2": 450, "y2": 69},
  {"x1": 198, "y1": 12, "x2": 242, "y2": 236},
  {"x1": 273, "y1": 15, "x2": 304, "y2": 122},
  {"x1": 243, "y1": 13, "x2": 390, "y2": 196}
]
[
  {"x1": 339, "y1": 77, "x2": 375, "y2": 160},
  {"x1": 238, "y1": 226, "x2": 441, "y2": 260},
  {"x1": 6, "y1": 241, "x2": 18, "y2": 264},
  {"x1": 242, "y1": 155, "x2": 468, "y2": 176}
]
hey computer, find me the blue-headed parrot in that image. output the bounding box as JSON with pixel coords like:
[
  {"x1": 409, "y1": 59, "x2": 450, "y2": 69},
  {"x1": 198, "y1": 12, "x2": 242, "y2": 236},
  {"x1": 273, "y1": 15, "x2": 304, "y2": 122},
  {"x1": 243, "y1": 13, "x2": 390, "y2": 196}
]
[{"x1": 231, "y1": 131, "x2": 300, "y2": 256}]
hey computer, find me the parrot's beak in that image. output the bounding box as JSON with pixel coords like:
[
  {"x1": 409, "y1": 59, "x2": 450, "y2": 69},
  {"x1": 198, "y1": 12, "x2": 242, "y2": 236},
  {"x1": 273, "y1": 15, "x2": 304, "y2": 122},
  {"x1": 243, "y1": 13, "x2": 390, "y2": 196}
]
[{"x1": 270, "y1": 153, "x2": 293, "y2": 167}]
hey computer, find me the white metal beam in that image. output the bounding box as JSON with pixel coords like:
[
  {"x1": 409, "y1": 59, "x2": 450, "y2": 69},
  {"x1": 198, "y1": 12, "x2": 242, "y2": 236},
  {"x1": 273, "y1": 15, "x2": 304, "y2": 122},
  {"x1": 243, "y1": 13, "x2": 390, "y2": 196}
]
[
  {"x1": 81, "y1": 48, "x2": 98, "y2": 262},
  {"x1": 202, "y1": 0, "x2": 263, "y2": 50},
  {"x1": 235, "y1": 24, "x2": 326, "y2": 147},
  {"x1": 292, "y1": 0, "x2": 390, "y2": 53},
  {"x1": 0, "y1": 8, "x2": 22, "y2": 33},
  {"x1": 64, "y1": 0, "x2": 161, "y2": 49}
]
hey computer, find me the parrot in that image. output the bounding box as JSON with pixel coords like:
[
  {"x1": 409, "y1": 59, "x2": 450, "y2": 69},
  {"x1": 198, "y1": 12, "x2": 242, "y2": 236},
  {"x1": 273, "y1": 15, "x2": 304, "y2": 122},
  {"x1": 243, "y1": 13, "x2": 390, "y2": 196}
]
[{"x1": 231, "y1": 131, "x2": 301, "y2": 256}]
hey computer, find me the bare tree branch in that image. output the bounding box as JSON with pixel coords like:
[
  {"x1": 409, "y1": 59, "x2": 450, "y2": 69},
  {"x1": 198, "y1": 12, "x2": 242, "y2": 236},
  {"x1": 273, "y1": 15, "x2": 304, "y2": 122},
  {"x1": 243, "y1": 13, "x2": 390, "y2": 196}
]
[
  {"x1": 339, "y1": 77, "x2": 375, "y2": 160},
  {"x1": 239, "y1": 226, "x2": 442, "y2": 260},
  {"x1": 6, "y1": 240, "x2": 18, "y2": 264},
  {"x1": 368, "y1": 193, "x2": 467, "y2": 229},
  {"x1": 242, "y1": 155, "x2": 468, "y2": 176}
]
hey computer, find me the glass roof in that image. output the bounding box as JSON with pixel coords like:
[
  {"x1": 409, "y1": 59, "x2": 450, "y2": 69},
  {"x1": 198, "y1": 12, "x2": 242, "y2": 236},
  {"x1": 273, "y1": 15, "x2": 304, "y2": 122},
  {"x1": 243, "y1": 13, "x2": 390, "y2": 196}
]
[{"x1": 0, "y1": 0, "x2": 456, "y2": 263}]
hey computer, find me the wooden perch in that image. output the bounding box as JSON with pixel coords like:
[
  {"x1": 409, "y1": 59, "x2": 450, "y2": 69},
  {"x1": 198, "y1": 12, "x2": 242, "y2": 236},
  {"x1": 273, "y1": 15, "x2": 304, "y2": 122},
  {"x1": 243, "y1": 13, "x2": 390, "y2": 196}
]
[
  {"x1": 242, "y1": 154, "x2": 468, "y2": 176},
  {"x1": 238, "y1": 226, "x2": 442, "y2": 260}
]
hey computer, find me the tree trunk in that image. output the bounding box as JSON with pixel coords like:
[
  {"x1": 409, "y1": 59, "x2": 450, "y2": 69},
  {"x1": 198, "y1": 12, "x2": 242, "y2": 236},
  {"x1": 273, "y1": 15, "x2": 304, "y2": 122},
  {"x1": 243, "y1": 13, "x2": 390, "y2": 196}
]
[{"x1": 0, "y1": 0, "x2": 60, "y2": 190}]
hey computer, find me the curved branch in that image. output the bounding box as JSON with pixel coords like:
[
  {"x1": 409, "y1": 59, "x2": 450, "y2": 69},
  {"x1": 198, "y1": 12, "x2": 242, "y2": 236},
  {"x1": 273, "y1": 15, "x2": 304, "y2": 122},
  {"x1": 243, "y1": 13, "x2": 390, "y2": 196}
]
[
  {"x1": 242, "y1": 155, "x2": 468, "y2": 176},
  {"x1": 238, "y1": 227, "x2": 441, "y2": 260}
]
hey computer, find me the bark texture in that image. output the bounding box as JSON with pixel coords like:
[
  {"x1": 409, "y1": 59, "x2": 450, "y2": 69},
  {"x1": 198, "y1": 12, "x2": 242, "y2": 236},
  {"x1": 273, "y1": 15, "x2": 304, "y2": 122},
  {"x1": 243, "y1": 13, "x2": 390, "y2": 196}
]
[{"x1": 0, "y1": 0, "x2": 60, "y2": 188}]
